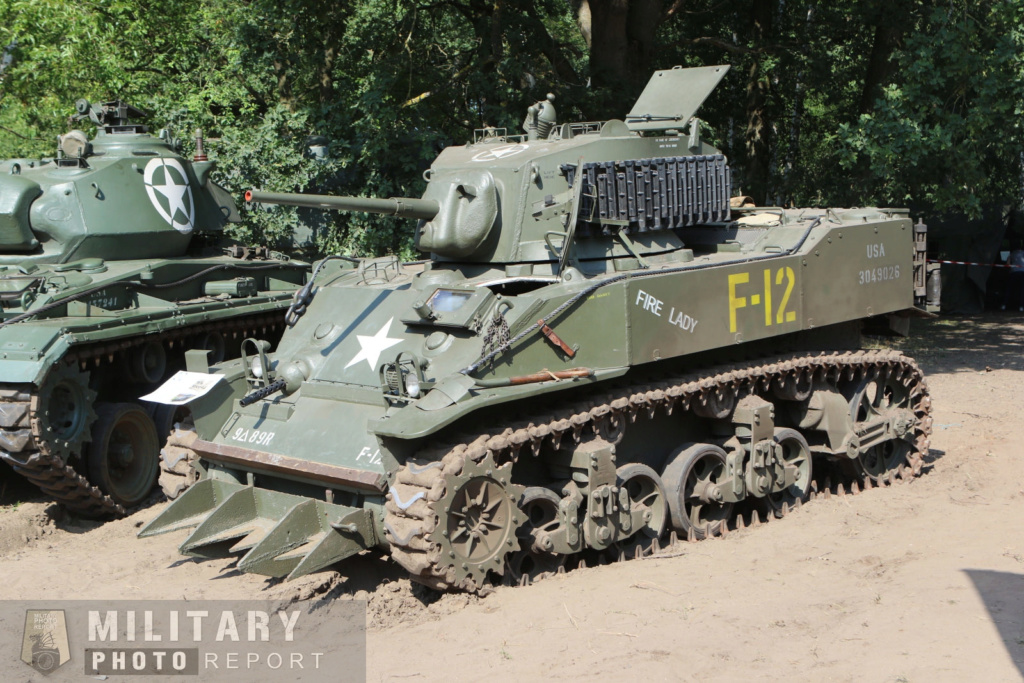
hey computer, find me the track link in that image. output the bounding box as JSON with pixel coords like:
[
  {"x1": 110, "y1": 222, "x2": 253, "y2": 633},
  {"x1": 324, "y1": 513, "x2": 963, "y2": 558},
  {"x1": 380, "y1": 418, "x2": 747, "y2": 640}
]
[
  {"x1": 385, "y1": 349, "x2": 931, "y2": 592},
  {"x1": 0, "y1": 312, "x2": 284, "y2": 517},
  {"x1": 1, "y1": 448, "x2": 126, "y2": 517}
]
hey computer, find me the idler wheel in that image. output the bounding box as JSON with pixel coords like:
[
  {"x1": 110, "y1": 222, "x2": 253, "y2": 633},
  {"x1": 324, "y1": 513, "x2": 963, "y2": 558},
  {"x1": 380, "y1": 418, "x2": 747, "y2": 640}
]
[
  {"x1": 859, "y1": 439, "x2": 910, "y2": 481},
  {"x1": 765, "y1": 428, "x2": 813, "y2": 517},
  {"x1": 508, "y1": 487, "x2": 564, "y2": 582},
  {"x1": 849, "y1": 370, "x2": 913, "y2": 481},
  {"x1": 86, "y1": 402, "x2": 160, "y2": 507},
  {"x1": 662, "y1": 443, "x2": 733, "y2": 539}
]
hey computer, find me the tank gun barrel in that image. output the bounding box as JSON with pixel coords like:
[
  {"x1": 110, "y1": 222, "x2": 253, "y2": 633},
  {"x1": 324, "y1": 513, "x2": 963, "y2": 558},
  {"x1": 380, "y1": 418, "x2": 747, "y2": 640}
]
[{"x1": 245, "y1": 190, "x2": 439, "y2": 221}]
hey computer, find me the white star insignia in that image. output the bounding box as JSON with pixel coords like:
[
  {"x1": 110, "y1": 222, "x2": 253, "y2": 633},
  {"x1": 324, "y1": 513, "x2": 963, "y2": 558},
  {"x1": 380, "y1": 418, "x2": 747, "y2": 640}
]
[
  {"x1": 345, "y1": 317, "x2": 402, "y2": 370},
  {"x1": 153, "y1": 181, "x2": 190, "y2": 224},
  {"x1": 143, "y1": 158, "x2": 195, "y2": 233}
]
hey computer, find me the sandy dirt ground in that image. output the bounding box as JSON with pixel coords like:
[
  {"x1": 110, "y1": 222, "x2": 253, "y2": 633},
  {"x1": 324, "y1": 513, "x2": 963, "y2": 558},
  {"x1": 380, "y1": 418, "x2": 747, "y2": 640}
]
[{"x1": 1, "y1": 313, "x2": 1022, "y2": 682}]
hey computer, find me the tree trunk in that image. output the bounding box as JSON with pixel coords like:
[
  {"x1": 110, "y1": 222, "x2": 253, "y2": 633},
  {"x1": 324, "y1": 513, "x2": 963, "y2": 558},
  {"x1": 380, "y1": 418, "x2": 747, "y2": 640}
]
[
  {"x1": 583, "y1": 0, "x2": 665, "y2": 99},
  {"x1": 273, "y1": 58, "x2": 293, "y2": 109},
  {"x1": 468, "y1": 0, "x2": 502, "y2": 73},
  {"x1": 744, "y1": 0, "x2": 775, "y2": 204},
  {"x1": 523, "y1": 3, "x2": 582, "y2": 84},
  {"x1": 320, "y1": 45, "x2": 336, "y2": 106},
  {"x1": 858, "y1": 18, "x2": 903, "y2": 115}
]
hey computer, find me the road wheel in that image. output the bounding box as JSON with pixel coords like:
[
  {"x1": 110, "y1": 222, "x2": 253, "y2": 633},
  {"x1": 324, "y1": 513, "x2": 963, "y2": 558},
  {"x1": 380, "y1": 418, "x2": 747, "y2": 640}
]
[
  {"x1": 662, "y1": 443, "x2": 733, "y2": 539},
  {"x1": 765, "y1": 427, "x2": 813, "y2": 517},
  {"x1": 86, "y1": 403, "x2": 160, "y2": 507},
  {"x1": 616, "y1": 463, "x2": 668, "y2": 554}
]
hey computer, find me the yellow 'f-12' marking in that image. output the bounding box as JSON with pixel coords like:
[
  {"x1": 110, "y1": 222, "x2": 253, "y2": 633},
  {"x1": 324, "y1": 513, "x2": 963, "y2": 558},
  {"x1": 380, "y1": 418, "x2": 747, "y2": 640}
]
[{"x1": 729, "y1": 267, "x2": 797, "y2": 333}]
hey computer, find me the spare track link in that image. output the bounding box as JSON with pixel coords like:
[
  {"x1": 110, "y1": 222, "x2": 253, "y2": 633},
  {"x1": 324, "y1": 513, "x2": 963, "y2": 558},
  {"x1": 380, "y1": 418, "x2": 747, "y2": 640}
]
[
  {"x1": 0, "y1": 312, "x2": 283, "y2": 518},
  {"x1": 384, "y1": 349, "x2": 932, "y2": 592}
]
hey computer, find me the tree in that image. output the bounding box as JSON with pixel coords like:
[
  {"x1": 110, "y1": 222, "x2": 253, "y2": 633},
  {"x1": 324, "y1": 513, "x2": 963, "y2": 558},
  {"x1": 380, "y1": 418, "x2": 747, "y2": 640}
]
[
  {"x1": 0, "y1": 0, "x2": 1020, "y2": 259},
  {"x1": 839, "y1": 1, "x2": 1024, "y2": 216}
]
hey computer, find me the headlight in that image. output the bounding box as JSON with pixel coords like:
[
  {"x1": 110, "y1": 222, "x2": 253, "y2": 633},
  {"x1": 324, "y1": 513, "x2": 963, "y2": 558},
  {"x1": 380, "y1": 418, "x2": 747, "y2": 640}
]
[
  {"x1": 405, "y1": 372, "x2": 421, "y2": 398},
  {"x1": 250, "y1": 356, "x2": 264, "y2": 378}
]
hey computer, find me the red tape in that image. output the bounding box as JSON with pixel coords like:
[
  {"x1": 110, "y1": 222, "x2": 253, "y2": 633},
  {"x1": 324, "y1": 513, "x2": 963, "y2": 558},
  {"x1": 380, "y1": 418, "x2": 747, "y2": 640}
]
[{"x1": 929, "y1": 260, "x2": 1018, "y2": 269}]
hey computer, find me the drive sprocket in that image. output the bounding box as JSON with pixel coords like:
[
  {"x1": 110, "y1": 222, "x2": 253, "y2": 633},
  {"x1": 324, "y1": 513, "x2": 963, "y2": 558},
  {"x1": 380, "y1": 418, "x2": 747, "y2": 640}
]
[
  {"x1": 386, "y1": 447, "x2": 526, "y2": 593},
  {"x1": 428, "y1": 453, "x2": 526, "y2": 590},
  {"x1": 30, "y1": 363, "x2": 97, "y2": 461}
]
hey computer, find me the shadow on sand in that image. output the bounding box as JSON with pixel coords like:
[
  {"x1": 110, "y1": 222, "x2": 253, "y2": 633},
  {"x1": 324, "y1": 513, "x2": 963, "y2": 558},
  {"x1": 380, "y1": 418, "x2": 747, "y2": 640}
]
[{"x1": 964, "y1": 569, "x2": 1024, "y2": 677}]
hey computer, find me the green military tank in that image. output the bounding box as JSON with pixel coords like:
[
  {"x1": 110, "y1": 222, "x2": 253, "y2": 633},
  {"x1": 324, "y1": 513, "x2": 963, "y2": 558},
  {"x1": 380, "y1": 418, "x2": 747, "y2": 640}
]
[
  {"x1": 141, "y1": 65, "x2": 933, "y2": 592},
  {"x1": 0, "y1": 99, "x2": 307, "y2": 516}
]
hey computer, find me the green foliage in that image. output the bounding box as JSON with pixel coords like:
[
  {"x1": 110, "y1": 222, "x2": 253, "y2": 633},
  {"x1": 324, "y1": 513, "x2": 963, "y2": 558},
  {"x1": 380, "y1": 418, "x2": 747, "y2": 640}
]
[
  {"x1": 0, "y1": 0, "x2": 1020, "y2": 258},
  {"x1": 839, "y1": 1, "x2": 1024, "y2": 215}
]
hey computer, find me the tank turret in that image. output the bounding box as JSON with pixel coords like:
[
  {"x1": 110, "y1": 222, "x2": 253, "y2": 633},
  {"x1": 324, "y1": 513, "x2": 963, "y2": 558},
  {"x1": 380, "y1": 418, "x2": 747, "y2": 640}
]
[
  {"x1": 248, "y1": 66, "x2": 732, "y2": 265},
  {"x1": 0, "y1": 99, "x2": 239, "y2": 266}
]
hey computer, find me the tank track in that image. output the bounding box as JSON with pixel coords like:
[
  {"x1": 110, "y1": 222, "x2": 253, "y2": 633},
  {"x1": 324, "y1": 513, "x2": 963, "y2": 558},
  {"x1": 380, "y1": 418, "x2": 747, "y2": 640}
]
[
  {"x1": 385, "y1": 349, "x2": 932, "y2": 593},
  {"x1": 0, "y1": 312, "x2": 283, "y2": 517}
]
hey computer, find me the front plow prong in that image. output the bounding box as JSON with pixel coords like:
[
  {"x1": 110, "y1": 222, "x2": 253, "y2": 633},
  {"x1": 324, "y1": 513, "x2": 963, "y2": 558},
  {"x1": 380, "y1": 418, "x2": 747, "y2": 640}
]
[
  {"x1": 179, "y1": 487, "x2": 261, "y2": 557},
  {"x1": 237, "y1": 503, "x2": 375, "y2": 579},
  {"x1": 287, "y1": 509, "x2": 376, "y2": 581},
  {"x1": 138, "y1": 479, "x2": 247, "y2": 538},
  {"x1": 237, "y1": 499, "x2": 324, "y2": 577}
]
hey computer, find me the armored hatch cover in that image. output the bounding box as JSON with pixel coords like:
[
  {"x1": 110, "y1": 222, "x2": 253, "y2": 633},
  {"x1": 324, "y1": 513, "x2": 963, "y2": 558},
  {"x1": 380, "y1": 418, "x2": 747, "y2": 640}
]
[{"x1": 626, "y1": 65, "x2": 730, "y2": 133}]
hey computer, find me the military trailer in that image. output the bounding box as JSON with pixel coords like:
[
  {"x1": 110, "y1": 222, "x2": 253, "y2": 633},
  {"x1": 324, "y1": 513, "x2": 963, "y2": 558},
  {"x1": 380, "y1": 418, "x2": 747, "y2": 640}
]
[
  {"x1": 0, "y1": 100, "x2": 307, "y2": 516},
  {"x1": 141, "y1": 66, "x2": 933, "y2": 592}
]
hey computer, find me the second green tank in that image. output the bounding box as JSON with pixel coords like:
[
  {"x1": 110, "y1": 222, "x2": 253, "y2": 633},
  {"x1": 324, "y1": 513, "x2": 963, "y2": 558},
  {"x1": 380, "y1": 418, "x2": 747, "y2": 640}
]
[{"x1": 0, "y1": 99, "x2": 308, "y2": 516}]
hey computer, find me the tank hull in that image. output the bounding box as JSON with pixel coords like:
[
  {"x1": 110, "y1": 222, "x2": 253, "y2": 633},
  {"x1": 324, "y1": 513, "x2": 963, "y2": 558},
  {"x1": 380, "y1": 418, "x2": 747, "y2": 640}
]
[
  {"x1": 141, "y1": 66, "x2": 934, "y2": 591},
  {"x1": 142, "y1": 208, "x2": 932, "y2": 589},
  {"x1": 0, "y1": 101, "x2": 311, "y2": 514},
  {"x1": 0, "y1": 256, "x2": 306, "y2": 515}
]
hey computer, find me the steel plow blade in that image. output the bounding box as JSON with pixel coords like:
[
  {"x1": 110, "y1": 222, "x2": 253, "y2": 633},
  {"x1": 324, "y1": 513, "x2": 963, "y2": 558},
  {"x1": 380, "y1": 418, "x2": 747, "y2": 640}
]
[
  {"x1": 138, "y1": 477, "x2": 376, "y2": 579},
  {"x1": 236, "y1": 502, "x2": 375, "y2": 579}
]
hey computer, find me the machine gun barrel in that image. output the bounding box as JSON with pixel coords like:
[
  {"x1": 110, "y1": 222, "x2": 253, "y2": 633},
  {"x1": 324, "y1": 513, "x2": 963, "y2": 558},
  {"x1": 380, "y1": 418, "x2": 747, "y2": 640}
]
[{"x1": 245, "y1": 190, "x2": 439, "y2": 220}]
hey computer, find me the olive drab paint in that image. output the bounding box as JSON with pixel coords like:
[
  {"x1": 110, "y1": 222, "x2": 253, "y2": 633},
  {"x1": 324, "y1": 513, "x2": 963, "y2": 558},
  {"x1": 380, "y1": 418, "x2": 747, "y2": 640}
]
[{"x1": 140, "y1": 67, "x2": 934, "y2": 591}]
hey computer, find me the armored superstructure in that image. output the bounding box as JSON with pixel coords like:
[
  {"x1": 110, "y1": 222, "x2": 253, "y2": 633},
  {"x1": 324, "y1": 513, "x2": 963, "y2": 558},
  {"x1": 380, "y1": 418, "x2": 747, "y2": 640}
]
[{"x1": 141, "y1": 66, "x2": 933, "y2": 591}]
